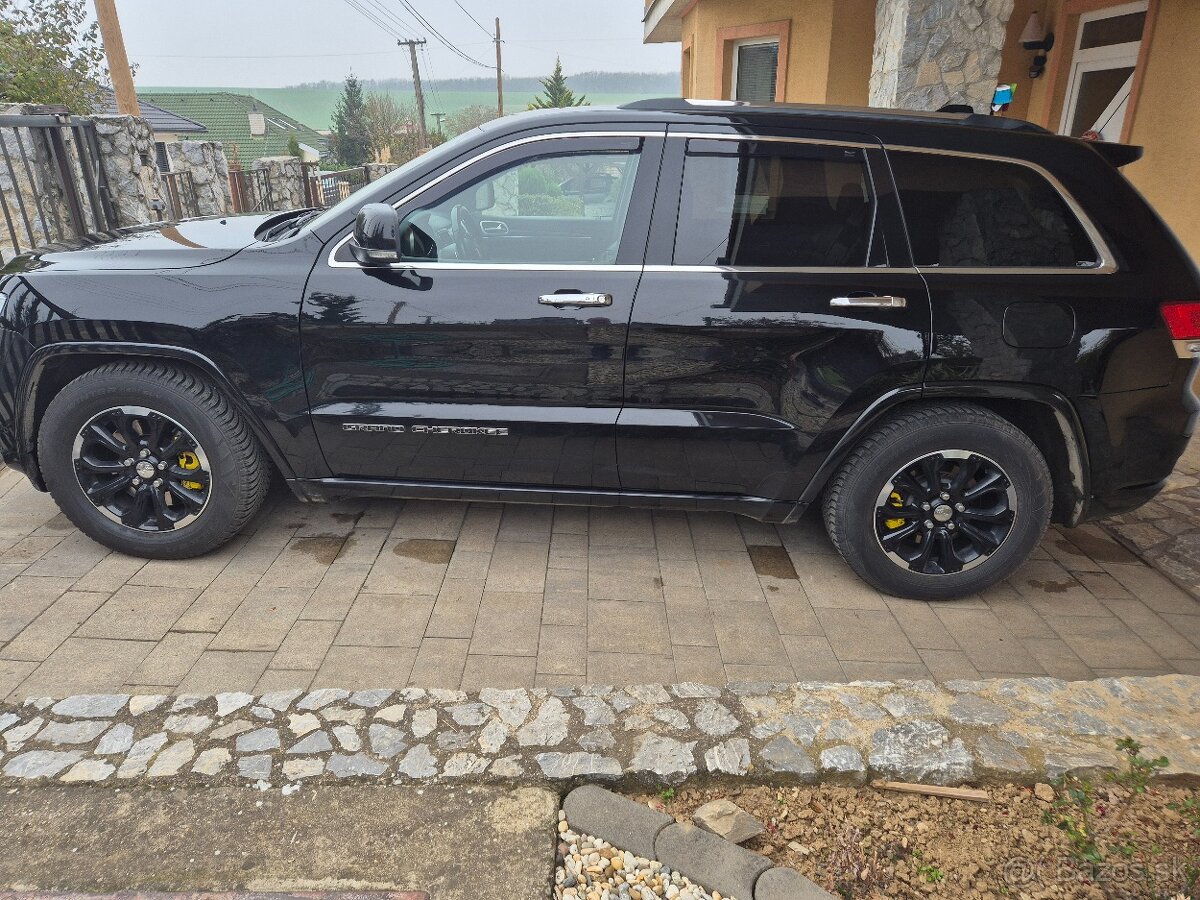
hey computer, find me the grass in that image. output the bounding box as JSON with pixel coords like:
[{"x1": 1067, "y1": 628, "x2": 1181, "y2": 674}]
[{"x1": 141, "y1": 86, "x2": 664, "y2": 132}]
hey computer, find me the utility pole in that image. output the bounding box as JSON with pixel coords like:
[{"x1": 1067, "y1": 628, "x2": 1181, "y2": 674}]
[
  {"x1": 495, "y1": 18, "x2": 504, "y2": 117},
  {"x1": 432, "y1": 112, "x2": 447, "y2": 136},
  {"x1": 398, "y1": 38, "x2": 429, "y2": 150},
  {"x1": 93, "y1": 0, "x2": 140, "y2": 115}
]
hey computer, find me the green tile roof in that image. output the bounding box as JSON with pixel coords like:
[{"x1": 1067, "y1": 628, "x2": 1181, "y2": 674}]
[{"x1": 139, "y1": 92, "x2": 329, "y2": 162}]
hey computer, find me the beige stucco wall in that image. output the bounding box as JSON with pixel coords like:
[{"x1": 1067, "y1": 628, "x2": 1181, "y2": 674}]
[{"x1": 679, "y1": 0, "x2": 874, "y2": 105}]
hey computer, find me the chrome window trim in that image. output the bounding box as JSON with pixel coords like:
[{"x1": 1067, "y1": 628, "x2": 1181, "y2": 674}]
[
  {"x1": 670, "y1": 131, "x2": 878, "y2": 150},
  {"x1": 326, "y1": 129, "x2": 664, "y2": 270},
  {"x1": 882, "y1": 143, "x2": 1118, "y2": 276}
]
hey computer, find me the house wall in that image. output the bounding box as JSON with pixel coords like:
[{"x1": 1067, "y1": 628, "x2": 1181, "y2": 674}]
[{"x1": 679, "y1": 0, "x2": 875, "y2": 105}]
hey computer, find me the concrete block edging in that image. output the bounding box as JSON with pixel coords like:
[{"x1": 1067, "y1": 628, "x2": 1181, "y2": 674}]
[{"x1": 562, "y1": 785, "x2": 833, "y2": 900}]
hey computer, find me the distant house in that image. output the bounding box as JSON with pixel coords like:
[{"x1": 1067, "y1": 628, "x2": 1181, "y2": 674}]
[
  {"x1": 139, "y1": 92, "x2": 329, "y2": 165},
  {"x1": 94, "y1": 88, "x2": 208, "y2": 172}
]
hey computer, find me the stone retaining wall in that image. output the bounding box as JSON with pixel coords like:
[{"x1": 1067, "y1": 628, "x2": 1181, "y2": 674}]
[
  {"x1": 92, "y1": 115, "x2": 170, "y2": 227},
  {"x1": 166, "y1": 140, "x2": 232, "y2": 217},
  {"x1": 250, "y1": 156, "x2": 306, "y2": 211},
  {"x1": 1, "y1": 675, "x2": 1196, "y2": 788}
]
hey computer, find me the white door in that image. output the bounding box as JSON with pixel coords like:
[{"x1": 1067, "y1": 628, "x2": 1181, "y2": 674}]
[{"x1": 1059, "y1": 1, "x2": 1147, "y2": 141}]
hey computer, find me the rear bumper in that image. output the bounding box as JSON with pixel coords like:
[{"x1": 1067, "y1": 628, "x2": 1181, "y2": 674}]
[{"x1": 1078, "y1": 478, "x2": 1167, "y2": 523}]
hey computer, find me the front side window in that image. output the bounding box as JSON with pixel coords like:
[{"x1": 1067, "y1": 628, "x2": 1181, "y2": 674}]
[
  {"x1": 674, "y1": 140, "x2": 877, "y2": 268},
  {"x1": 399, "y1": 149, "x2": 641, "y2": 266},
  {"x1": 888, "y1": 150, "x2": 1100, "y2": 269}
]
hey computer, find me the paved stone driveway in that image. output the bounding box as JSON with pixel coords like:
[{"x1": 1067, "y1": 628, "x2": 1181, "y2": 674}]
[{"x1": 1, "y1": 456, "x2": 1198, "y2": 701}]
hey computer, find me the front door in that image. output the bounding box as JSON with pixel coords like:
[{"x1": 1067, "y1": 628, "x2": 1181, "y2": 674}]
[
  {"x1": 1060, "y1": 1, "x2": 1148, "y2": 141},
  {"x1": 618, "y1": 128, "x2": 930, "y2": 505},
  {"x1": 302, "y1": 131, "x2": 664, "y2": 490}
]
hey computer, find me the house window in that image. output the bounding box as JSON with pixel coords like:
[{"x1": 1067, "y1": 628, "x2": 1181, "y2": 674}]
[
  {"x1": 154, "y1": 141, "x2": 170, "y2": 173},
  {"x1": 1060, "y1": 1, "x2": 1148, "y2": 141},
  {"x1": 732, "y1": 40, "x2": 780, "y2": 103},
  {"x1": 674, "y1": 140, "x2": 877, "y2": 268}
]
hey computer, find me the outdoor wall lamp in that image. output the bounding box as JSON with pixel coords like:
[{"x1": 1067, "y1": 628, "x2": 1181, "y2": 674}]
[{"x1": 1020, "y1": 12, "x2": 1055, "y2": 78}]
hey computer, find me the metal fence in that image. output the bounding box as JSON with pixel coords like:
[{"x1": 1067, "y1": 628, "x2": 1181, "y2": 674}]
[
  {"x1": 228, "y1": 167, "x2": 274, "y2": 215},
  {"x1": 306, "y1": 164, "x2": 372, "y2": 208},
  {"x1": 159, "y1": 170, "x2": 199, "y2": 221},
  {"x1": 0, "y1": 112, "x2": 117, "y2": 260}
]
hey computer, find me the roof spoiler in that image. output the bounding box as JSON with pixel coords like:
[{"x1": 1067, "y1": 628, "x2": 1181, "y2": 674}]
[{"x1": 1088, "y1": 141, "x2": 1144, "y2": 167}]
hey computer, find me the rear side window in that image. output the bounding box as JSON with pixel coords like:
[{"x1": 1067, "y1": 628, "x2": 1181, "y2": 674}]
[
  {"x1": 674, "y1": 139, "x2": 878, "y2": 268},
  {"x1": 888, "y1": 150, "x2": 1099, "y2": 269}
]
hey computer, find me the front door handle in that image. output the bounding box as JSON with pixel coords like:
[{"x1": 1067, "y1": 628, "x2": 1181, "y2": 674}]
[
  {"x1": 539, "y1": 292, "x2": 613, "y2": 308},
  {"x1": 830, "y1": 295, "x2": 907, "y2": 309}
]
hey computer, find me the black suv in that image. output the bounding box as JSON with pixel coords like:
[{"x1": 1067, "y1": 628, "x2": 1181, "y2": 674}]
[{"x1": 1, "y1": 100, "x2": 1197, "y2": 600}]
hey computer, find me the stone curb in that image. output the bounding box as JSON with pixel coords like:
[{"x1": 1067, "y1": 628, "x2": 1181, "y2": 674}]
[
  {"x1": 563, "y1": 785, "x2": 833, "y2": 900},
  {"x1": 1, "y1": 676, "x2": 1198, "y2": 789}
]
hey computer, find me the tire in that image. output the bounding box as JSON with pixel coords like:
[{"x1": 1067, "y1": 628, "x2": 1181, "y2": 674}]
[
  {"x1": 38, "y1": 361, "x2": 271, "y2": 559},
  {"x1": 822, "y1": 403, "x2": 1052, "y2": 600}
]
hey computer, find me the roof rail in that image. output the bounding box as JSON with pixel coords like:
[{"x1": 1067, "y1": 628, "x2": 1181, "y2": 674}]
[{"x1": 619, "y1": 97, "x2": 1050, "y2": 134}]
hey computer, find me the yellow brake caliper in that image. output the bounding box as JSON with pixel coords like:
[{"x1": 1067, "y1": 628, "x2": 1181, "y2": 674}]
[
  {"x1": 884, "y1": 490, "x2": 905, "y2": 529},
  {"x1": 178, "y1": 450, "x2": 203, "y2": 491}
]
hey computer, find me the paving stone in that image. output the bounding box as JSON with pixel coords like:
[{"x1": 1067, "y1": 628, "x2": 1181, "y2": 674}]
[
  {"x1": 95, "y1": 723, "x2": 134, "y2": 755},
  {"x1": 477, "y1": 720, "x2": 508, "y2": 755},
  {"x1": 630, "y1": 733, "x2": 696, "y2": 783},
  {"x1": 238, "y1": 754, "x2": 272, "y2": 780},
  {"x1": 283, "y1": 757, "x2": 325, "y2": 780},
  {"x1": 654, "y1": 822, "x2": 773, "y2": 900},
  {"x1": 703, "y1": 737, "x2": 750, "y2": 775},
  {"x1": 259, "y1": 688, "x2": 305, "y2": 711},
  {"x1": 578, "y1": 729, "x2": 616, "y2": 753},
  {"x1": 760, "y1": 735, "x2": 817, "y2": 778},
  {"x1": 36, "y1": 720, "x2": 108, "y2": 745},
  {"x1": 395, "y1": 743, "x2": 438, "y2": 778},
  {"x1": 869, "y1": 721, "x2": 974, "y2": 785},
  {"x1": 210, "y1": 720, "x2": 254, "y2": 741},
  {"x1": 693, "y1": 700, "x2": 738, "y2": 736},
  {"x1": 50, "y1": 695, "x2": 127, "y2": 718},
  {"x1": 128, "y1": 695, "x2": 167, "y2": 716},
  {"x1": 533, "y1": 751, "x2": 621, "y2": 779},
  {"x1": 517, "y1": 697, "x2": 568, "y2": 747},
  {"x1": 4, "y1": 749, "x2": 84, "y2": 778},
  {"x1": 652, "y1": 708, "x2": 689, "y2": 730},
  {"x1": 411, "y1": 707, "x2": 437, "y2": 738},
  {"x1": 215, "y1": 692, "x2": 254, "y2": 717},
  {"x1": 368, "y1": 723, "x2": 407, "y2": 758},
  {"x1": 880, "y1": 692, "x2": 934, "y2": 718},
  {"x1": 819, "y1": 745, "x2": 866, "y2": 780},
  {"x1": 3, "y1": 716, "x2": 43, "y2": 748},
  {"x1": 328, "y1": 752, "x2": 387, "y2": 778},
  {"x1": 288, "y1": 731, "x2": 333, "y2": 754},
  {"x1": 147, "y1": 739, "x2": 195, "y2": 777},
  {"x1": 192, "y1": 748, "x2": 231, "y2": 776},
  {"x1": 60, "y1": 758, "x2": 115, "y2": 783},
  {"x1": 349, "y1": 689, "x2": 393, "y2": 707},
  {"x1": 948, "y1": 694, "x2": 1013, "y2": 726},
  {"x1": 564, "y1": 785, "x2": 672, "y2": 860},
  {"x1": 164, "y1": 714, "x2": 212, "y2": 735},
  {"x1": 571, "y1": 696, "x2": 615, "y2": 726},
  {"x1": 117, "y1": 732, "x2": 168, "y2": 778},
  {"x1": 236, "y1": 728, "x2": 281, "y2": 753},
  {"x1": 975, "y1": 734, "x2": 1033, "y2": 774},
  {"x1": 297, "y1": 688, "x2": 350, "y2": 710}
]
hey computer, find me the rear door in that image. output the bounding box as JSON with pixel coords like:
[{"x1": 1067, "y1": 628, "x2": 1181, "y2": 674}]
[{"x1": 618, "y1": 125, "x2": 930, "y2": 504}]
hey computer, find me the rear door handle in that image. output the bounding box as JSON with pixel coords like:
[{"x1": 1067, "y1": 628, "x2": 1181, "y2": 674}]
[
  {"x1": 539, "y1": 292, "x2": 613, "y2": 308},
  {"x1": 830, "y1": 295, "x2": 907, "y2": 309},
  {"x1": 479, "y1": 220, "x2": 509, "y2": 235}
]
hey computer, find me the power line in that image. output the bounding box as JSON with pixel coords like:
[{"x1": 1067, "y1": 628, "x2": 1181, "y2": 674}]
[
  {"x1": 452, "y1": 0, "x2": 494, "y2": 40},
  {"x1": 342, "y1": 0, "x2": 403, "y2": 40},
  {"x1": 393, "y1": 0, "x2": 493, "y2": 70}
]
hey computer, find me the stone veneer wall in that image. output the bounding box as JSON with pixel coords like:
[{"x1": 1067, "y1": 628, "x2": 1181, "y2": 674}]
[
  {"x1": 250, "y1": 156, "x2": 306, "y2": 211},
  {"x1": 92, "y1": 115, "x2": 168, "y2": 227},
  {"x1": 165, "y1": 140, "x2": 232, "y2": 217},
  {"x1": 870, "y1": 0, "x2": 1014, "y2": 113}
]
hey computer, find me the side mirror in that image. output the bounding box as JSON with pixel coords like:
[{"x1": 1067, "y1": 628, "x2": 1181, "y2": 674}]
[{"x1": 350, "y1": 203, "x2": 401, "y2": 266}]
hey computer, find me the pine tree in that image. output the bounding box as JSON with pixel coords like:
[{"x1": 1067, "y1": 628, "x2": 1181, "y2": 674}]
[
  {"x1": 527, "y1": 58, "x2": 588, "y2": 110},
  {"x1": 331, "y1": 73, "x2": 370, "y2": 166}
]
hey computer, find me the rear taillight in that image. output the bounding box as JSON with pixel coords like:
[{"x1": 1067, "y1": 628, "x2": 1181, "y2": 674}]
[{"x1": 1160, "y1": 302, "x2": 1200, "y2": 341}]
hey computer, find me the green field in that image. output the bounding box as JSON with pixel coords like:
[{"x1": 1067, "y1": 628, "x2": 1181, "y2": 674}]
[{"x1": 143, "y1": 86, "x2": 663, "y2": 132}]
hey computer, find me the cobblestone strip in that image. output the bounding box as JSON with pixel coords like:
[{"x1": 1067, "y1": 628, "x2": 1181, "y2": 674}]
[{"x1": 0, "y1": 677, "x2": 1197, "y2": 788}]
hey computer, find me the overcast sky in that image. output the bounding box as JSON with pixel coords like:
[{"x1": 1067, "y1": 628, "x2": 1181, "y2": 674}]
[{"x1": 100, "y1": 0, "x2": 679, "y2": 87}]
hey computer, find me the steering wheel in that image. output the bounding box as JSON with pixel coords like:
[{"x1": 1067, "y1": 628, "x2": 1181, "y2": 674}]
[{"x1": 450, "y1": 204, "x2": 483, "y2": 261}]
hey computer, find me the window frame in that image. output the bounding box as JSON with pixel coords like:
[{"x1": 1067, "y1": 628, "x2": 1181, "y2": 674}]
[
  {"x1": 326, "y1": 130, "x2": 664, "y2": 272},
  {"x1": 731, "y1": 38, "x2": 781, "y2": 103},
  {"x1": 883, "y1": 144, "x2": 1117, "y2": 275},
  {"x1": 671, "y1": 136, "x2": 881, "y2": 270}
]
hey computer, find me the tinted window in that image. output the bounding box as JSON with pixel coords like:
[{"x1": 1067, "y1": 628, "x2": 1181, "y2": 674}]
[
  {"x1": 675, "y1": 140, "x2": 877, "y2": 267},
  {"x1": 400, "y1": 149, "x2": 639, "y2": 265},
  {"x1": 889, "y1": 151, "x2": 1099, "y2": 268}
]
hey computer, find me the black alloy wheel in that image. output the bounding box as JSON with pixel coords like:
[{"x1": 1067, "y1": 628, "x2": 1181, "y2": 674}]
[
  {"x1": 72, "y1": 405, "x2": 212, "y2": 531},
  {"x1": 874, "y1": 449, "x2": 1017, "y2": 575}
]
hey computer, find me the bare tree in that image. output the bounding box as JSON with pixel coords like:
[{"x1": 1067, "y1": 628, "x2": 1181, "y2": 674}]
[
  {"x1": 444, "y1": 104, "x2": 498, "y2": 138},
  {"x1": 362, "y1": 93, "x2": 412, "y2": 164}
]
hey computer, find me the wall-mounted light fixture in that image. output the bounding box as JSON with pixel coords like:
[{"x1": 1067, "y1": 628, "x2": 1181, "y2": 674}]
[{"x1": 1020, "y1": 12, "x2": 1055, "y2": 79}]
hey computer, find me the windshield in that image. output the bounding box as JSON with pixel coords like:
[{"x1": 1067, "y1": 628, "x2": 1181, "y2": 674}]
[{"x1": 305, "y1": 126, "x2": 495, "y2": 233}]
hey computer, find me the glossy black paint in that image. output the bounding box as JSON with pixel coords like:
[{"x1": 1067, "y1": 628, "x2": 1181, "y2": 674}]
[{"x1": 0, "y1": 103, "x2": 1196, "y2": 526}]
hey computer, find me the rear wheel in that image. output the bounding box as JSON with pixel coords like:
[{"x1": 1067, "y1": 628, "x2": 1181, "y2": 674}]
[
  {"x1": 39, "y1": 362, "x2": 271, "y2": 558},
  {"x1": 822, "y1": 404, "x2": 1052, "y2": 600}
]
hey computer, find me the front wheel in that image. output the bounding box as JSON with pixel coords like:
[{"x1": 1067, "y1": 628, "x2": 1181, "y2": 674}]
[
  {"x1": 822, "y1": 403, "x2": 1052, "y2": 600},
  {"x1": 39, "y1": 361, "x2": 271, "y2": 559}
]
